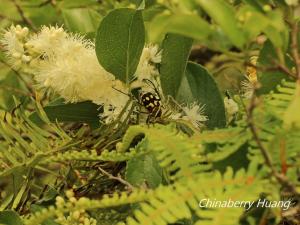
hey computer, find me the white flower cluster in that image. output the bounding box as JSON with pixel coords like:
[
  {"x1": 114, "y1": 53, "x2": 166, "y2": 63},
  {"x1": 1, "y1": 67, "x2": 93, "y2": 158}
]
[
  {"x1": 133, "y1": 43, "x2": 162, "y2": 92},
  {"x1": 1, "y1": 25, "x2": 30, "y2": 70},
  {"x1": 1, "y1": 25, "x2": 162, "y2": 123},
  {"x1": 170, "y1": 102, "x2": 208, "y2": 129},
  {"x1": 1, "y1": 25, "x2": 208, "y2": 129},
  {"x1": 55, "y1": 190, "x2": 97, "y2": 225}
]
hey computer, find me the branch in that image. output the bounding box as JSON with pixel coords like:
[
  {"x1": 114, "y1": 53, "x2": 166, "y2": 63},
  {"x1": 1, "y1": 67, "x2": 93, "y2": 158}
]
[
  {"x1": 97, "y1": 166, "x2": 134, "y2": 191},
  {"x1": 247, "y1": 85, "x2": 298, "y2": 195}
]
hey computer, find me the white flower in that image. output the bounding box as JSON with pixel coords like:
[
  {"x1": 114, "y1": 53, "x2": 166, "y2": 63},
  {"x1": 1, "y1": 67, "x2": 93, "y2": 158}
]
[
  {"x1": 134, "y1": 44, "x2": 162, "y2": 90},
  {"x1": 182, "y1": 102, "x2": 208, "y2": 128},
  {"x1": 1, "y1": 25, "x2": 130, "y2": 124},
  {"x1": 1, "y1": 25, "x2": 29, "y2": 69},
  {"x1": 25, "y1": 25, "x2": 67, "y2": 57},
  {"x1": 224, "y1": 97, "x2": 238, "y2": 122}
]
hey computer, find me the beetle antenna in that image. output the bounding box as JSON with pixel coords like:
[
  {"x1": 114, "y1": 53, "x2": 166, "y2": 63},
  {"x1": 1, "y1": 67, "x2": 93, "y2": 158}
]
[{"x1": 142, "y1": 78, "x2": 161, "y2": 99}]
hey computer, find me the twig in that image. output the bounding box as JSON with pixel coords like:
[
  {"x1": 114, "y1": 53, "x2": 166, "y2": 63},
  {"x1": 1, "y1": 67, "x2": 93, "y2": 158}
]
[
  {"x1": 246, "y1": 85, "x2": 298, "y2": 195},
  {"x1": 97, "y1": 166, "x2": 134, "y2": 191},
  {"x1": 12, "y1": 0, "x2": 37, "y2": 31},
  {"x1": 274, "y1": 62, "x2": 297, "y2": 79},
  {"x1": 291, "y1": 21, "x2": 300, "y2": 79}
]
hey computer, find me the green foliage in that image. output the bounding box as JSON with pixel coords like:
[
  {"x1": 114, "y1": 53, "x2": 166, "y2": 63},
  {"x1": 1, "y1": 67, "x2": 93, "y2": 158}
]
[
  {"x1": 95, "y1": 8, "x2": 145, "y2": 84},
  {"x1": 1, "y1": 0, "x2": 300, "y2": 225},
  {"x1": 0, "y1": 210, "x2": 23, "y2": 225},
  {"x1": 160, "y1": 34, "x2": 193, "y2": 98},
  {"x1": 29, "y1": 101, "x2": 101, "y2": 128},
  {"x1": 149, "y1": 13, "x2": 212, "y2": 42},
  {"x1": 177, "y1": 62, "x2": 226, "y2": 128},
  {"x1": 126, "y1": 153, "x2": 163, "y2": 188},
  {"x1": 62, "y1": 8, "x2": 102, "y2": 37},
  {"x1": 197, "y1": 0, "x2": 246, "y2": 48}
]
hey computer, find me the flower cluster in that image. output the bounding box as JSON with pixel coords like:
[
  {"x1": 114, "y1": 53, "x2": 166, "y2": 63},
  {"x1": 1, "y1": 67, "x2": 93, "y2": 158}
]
[
  {"x1": 54, "y1": 190, "x2": 97, "y2": 225},
  {"x1": 1, "y1": 25, "x2": 30, "y2": 70},
  {"x1": 1, "y1": 25, "x2": 209, "y2": 128},
  {"x1": 1, "y1": 25, "x2": 162, "y2": 123},
  {"x1": 132, "y1": 43, "x2": 162, "y2": 93},
  {"x1": 170, "y1": 102, "x2": 208, "y2": 129}
]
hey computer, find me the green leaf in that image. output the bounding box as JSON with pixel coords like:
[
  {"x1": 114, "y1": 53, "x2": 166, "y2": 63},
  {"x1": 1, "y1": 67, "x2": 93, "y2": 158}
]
[
  {"x1": 95, "y1": 8, "x2": 145, "y2": 84},
  {"x1": 0, "y1": 210, "x2": 22, "y2": 225},
  {"x1": 160, "y1": 33, "x2": 193, "y2": 98},
  {"x1": 257, "y1": 40, "x2": 291, "y2": 95},
  {"x1": 126, "y1": 153, "x2": 162, "y2": 188},
  {"x1": 62, "y1": 8, "x2": 102, "y2": 35},
  {"x1": 198, "y1": 0, "x2": 246, "y2": 48},
  {"x1": 177, "y1": 62, "x2": 226, "y2": 129},
  {"x1": 149, "y1": 13, "x2": 212, "y2": 42},
  {"x1": 29, "y1": 101, "x2": 101, "y2": 127}
]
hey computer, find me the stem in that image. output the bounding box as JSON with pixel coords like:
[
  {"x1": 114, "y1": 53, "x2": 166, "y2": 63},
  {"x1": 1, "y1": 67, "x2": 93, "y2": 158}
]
[
  {"x1": 247, "y1": 85, "x2": 298, "y2": 195},
  {"x1": 97, "y1": 166, "x2": 134, "y2": 191}
]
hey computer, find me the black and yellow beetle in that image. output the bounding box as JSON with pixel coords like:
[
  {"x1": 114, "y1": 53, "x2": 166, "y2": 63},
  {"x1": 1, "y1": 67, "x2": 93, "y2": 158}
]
[
  {"x1": 139, "y1": 79, "x2": 163, "y2": 122},
  {"x1": 140, "y1": 91, "x2": 162, "y2": 118}
]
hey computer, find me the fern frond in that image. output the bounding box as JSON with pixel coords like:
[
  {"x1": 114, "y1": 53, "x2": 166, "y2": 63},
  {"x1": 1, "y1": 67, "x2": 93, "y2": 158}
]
[
  {"x1": 24, "y1": 189, "x2": 153, "y2": 225},
  {"x1": 197, "y1": 127, "x2": 251, "y2": 162},
  {"x1": 248, "y1": 80, "x2": 300, "y2": 167},
  {"x1": 24, "y1": 164, "x2": 267, "y2": 225},
  {"x1": 44, "y1": 148, "x2": 142, "y2": 163},
  {"x1": 124, "y1": 164, "x2": 267, "y2": 225},
  {"x1": 117, "y1": 124, "x2": 209, "y2": 181},
  {"x1": 265, "y1": 80, "x2": 295, "y2": 118},
  {"x1": 0, "y1": 105, "x2": 72, "y2": 177}
]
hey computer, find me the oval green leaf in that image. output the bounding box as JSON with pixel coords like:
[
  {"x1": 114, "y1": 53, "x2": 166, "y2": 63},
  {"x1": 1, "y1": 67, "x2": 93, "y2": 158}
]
[
  {"x1": 29, "y1": 101, "x2": 101, "y2": 128},
  {"x1": 95, "y1": 8, "x2": 145, "y2": 84},
  {"x1": 160, "y1": 33, "x2": 193, "y2": 98},
  {"x1": 177, "y1": 62, "x2": 226, "y2": 129}
]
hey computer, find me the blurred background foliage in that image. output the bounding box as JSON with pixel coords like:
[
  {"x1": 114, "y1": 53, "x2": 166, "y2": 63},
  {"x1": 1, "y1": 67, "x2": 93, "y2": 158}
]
[
  {"x1": 0, "y1": 0, "x2": 251, "y2": 112},
  {"x1": 0, "y1": 0, "x2": 300, "y2": 224}
]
